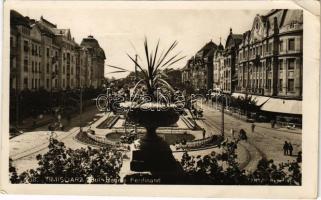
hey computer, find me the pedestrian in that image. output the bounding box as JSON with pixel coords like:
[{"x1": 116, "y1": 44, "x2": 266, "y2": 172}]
[
  {"x1": 202, "y1": 128, "x2": 206, "y2": 139},
  {"x1": 230, "y1": 128, "x2": 235, "y2": 139},
  {"x1": 297, "y1": 151, "x2": 302, "y2": 163},
  {"x1": 288, "y1": 142, "x2": 293, "y2": 156},
  {"x1": 283, "y1": 141, "x2": 289, "y2": 155},
  {"x1": 59, "y1": 122, "x2": 64, "y2": 131},
  {"x1": 239, "y1": 129, "x2": 247, "y2": 141},
  {"x1": 271, "y1": 120, "x2": 275, "y2": 128},
  {"x1": 251, "y1": 123, "x2": 255, "y2": 133}
]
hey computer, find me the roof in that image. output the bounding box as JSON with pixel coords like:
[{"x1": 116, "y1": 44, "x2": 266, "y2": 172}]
[
  {"x1": 81, "y1": 35, "x2": 106, "y2": 59},
  {"x1": 196, "y1": 40, "x2": 218, "y2": 58},
  {"x1": 217, "y1": 42, "x2": 224, "y2": 51},
  {"x1": 36, "y1": 21, "x2": 55, "y2": 36},
  {"x1": 10, "y1": 10, "x2": 30, "y2": 28},
  {"x1": 225, "y1": 30, "x2": 243, "y2": 49},
  {"x1": 282, "y1": 9, "x2": 303, "y2": 26},
  {"x1": 40, "y1": 16, "x2": 57, "y2": 28}
]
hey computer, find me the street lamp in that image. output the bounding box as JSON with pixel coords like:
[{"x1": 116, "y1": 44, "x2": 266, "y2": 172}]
[
  {"x1": 102, "y1": 83, "x2": 111, "y2": 113},
  {"x1": 217, "y1": 92, "x2": 227, "y2": 138}
]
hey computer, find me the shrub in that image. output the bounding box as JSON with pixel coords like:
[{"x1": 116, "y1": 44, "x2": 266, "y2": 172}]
[
  {"x1": 181, "y1": 140, "x2": 302, "y2": 185},
  {"x1": 10, "y1": 138, "x2": 123, "y2": 184}
]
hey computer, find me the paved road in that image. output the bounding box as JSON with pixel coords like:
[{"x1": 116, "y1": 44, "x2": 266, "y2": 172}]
[
  {"x1": 11, "y1": 106, "x2": 101, "y2": 173},
  {"x1": 11, "y1": 102, "x2": 301, "y2": 174},
  {"x1": 200, "y1": 102, "x2": 302, "y2": 171}
]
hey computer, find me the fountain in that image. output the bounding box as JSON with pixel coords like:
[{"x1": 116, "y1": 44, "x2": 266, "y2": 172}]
[{"x1": 121, "y1": 39, "x2": 186, "y2": 183}]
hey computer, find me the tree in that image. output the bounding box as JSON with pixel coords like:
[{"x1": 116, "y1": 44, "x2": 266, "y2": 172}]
[
  {"x1": 180, "y1": 140, "x2": 302, "y2": 185},
  {"x1": 10, "y1": 138, "x2": 123, "y2": 184}
]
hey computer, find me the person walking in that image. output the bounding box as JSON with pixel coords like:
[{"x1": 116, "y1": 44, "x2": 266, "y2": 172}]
[
  {"x1": 288, "y1": 142, "x2": 293, "y2": 156},
  {"x1": 230, "y1": 128, "x2": 235, "y2": 139},
  {"x1": 297, "y1": 151, "x2": 302, "y2": 163},
  {"x1": 283, "y1": 141, "x2": 289, "y2": 155},
  {"x1": 202, "y1": 128, "x2": 206, "y2": 139},
  {"x1": 251, "y1": 123, "x2": 255, "y2": 133}
]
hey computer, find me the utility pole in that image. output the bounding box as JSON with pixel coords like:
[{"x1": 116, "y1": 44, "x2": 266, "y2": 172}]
[
  {"x1": 135, "y1": 54, "x2": 138, "y2": 82},
  {"x1": 221, "y1": 94, "x2": 225, "y2": 138},
  {"x1": 79, "y1": 86, "x2": 83, "y2": 132}
]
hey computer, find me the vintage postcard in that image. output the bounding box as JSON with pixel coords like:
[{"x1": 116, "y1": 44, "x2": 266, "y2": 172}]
[{"x1": 0, "y1": 0, "x2": 320, "y2": 198}]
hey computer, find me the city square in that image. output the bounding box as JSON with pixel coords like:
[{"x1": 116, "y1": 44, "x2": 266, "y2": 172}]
[{"x1": 9, "y1": 8, "x2": 303, "y2": 185}]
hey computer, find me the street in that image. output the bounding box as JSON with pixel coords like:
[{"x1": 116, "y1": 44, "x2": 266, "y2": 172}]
[{"x1": 200, "y1": 102, "x2": 302, "y2": 171}]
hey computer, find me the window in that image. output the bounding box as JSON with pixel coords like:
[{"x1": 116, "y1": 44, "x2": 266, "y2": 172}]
[
  {"x1": 63, "y1": 66, "x2": 66, "y2": 74},
  {"x1": 47, "y1": 79, "x2": 49, "y2": 88},
  {"x1": 63, "y1": 79, "x2": 65, "y2": 87},
  {"x1": 31, "y1": 44, "x2": 34, "y2": 56},
  {"x1": 279, "y1": 59, "x2": 283, "y2": 70},
  {"x1": 23, "y1": 40, "x2": 29, "y2": 52},
  {"x1": 47, "y1": 48, "x2": 50, "y2": 57},
  {"x1": 47, "y1": 63, "x2": 50, "y2": 73},
  {"x1": 288, "y1": 58, "x2": 295, "y2": 70},
  {"x1": 288, "y1": 79, "x2": 294, "y2": 92},
  {"x1": 32, "y1": 79, "x2": 34, "y2": 89},
  {"x1": 268, "y1": 43, "x2": 273, "y2": 53},
  {"x1": 24, "y1": 59, "x2": 28, "y2": 72},
  {"x1": 279, "y1": 79, "x2": 283, "y2": 92},
  {"x1": 279, "y1": 40, "x2": 283, "y2": 52},
  {"x1": 288, "y1": 39, "x2": 295, "y2": 51},
  {"x1": 24, "y1": 78, "x2": 28, "y2": 88}
]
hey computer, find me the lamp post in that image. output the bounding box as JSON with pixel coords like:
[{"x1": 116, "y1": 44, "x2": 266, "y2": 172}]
[
  {"x1": 218, "y1": 92, "x2": 226, "y2": 138},
  {"x1": 103, "y1": 83, "x2": 111, "y2": 113},
  {"x1": 79, "y1": 86, "x2": 83, "y2": 133}
]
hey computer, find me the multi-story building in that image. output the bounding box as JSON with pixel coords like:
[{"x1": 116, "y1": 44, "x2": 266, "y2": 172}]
[
  {"x1": 182, "y1": 9, "x2": 303, "y2": 121},
  {"x1": 221, "y1": 28, "x2": 243, "y2": 94},
  {"x1": 80, "y1": 35, "x2": 106, "y2": 88},
  {"x1": 10, "y1": 10, "x2": 106, "y2": 92},
  {"x1": 181, "y1": 40, "x2": 218, "y2": 93},
  {"x1": 10, "y1": 10, "x2": 32, "y2": 91},
  {"x1": 236, "y1": 10, "x2": 303, "y2": 99},
  {"x1": 213, "y1": 41, "x2": 224, "y2": 91}
]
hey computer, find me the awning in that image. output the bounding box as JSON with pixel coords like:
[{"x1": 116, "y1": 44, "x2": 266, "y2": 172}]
[
  {"x1": 251, "y1": 95, "x2": 270, "y2": 106},
  {"x1": 261, "y1": 98, "x2": 302, "y2": 115}
]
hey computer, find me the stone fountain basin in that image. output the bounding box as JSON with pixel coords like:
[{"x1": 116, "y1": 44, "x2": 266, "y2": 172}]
[{"x1": 127, "y1": 104, "x2": 179, "y2": 128}]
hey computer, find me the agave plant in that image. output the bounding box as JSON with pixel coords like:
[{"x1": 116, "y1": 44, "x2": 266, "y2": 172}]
[{"x1": 107, "y1": 38, "x2": 185, "y2": 102}]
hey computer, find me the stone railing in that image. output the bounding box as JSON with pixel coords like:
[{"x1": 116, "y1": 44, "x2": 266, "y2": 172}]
[
  {"x1": 86, "y1": 131, "x2": 117, "y2": 145},
  {"x1": 175, "y1": 135, "x2": 221, "y2": 150}
]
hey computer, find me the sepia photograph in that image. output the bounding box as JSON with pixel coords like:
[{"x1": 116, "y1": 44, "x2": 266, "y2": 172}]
[{"x1": 1, "y1": 0, "x2": 319, "y2": 198}]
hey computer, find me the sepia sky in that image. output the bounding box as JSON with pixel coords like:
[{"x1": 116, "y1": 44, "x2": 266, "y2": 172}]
[{"x1": 13, "y1": 7, "x2": 267, "y2": 79}]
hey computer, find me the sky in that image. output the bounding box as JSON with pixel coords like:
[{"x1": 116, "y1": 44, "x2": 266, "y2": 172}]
[{"x1": 13, "y1": 6, "x2": 267, "y2": 79}]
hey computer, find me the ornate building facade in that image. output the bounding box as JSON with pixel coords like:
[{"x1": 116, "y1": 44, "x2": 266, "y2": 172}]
[
  {"x1": 236, "y1": 9, "x2": 303, "y2": 99},
  {"x1": 181, "y1": 41, "x2": 218, "y2": 93},
  {"x1": 10, "y1": 10, "x2": 106, "y2": 92},
  {"x1": 213, "y1": 41, "x2": 224, "y2": 90},
  {"x1": 222, "y1": 29, "x2": 243, "y2": 94}
]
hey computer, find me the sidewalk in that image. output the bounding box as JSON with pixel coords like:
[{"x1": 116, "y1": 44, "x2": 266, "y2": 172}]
[
  {"x1": 14, "y1": 104, "x2": 97, "y2": 132},
  {"x1": 203, "y1": 102, "x2": 302, "y2": 135}
]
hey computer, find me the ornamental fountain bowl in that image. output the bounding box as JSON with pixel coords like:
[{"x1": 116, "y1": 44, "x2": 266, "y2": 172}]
[{"x1": 127, "y1": 103, "x2": 180, "y2": 128}]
